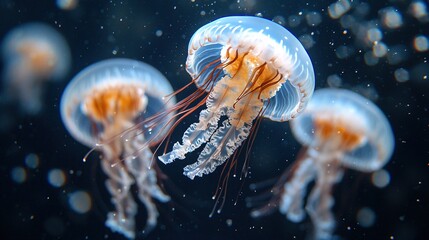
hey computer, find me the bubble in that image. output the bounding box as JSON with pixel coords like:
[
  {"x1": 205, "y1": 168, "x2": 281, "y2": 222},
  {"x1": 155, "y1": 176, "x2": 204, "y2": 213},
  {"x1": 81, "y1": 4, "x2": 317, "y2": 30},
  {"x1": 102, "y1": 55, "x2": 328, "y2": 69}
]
[
  {"x1": 413, "y1": 35, "x2": 429, "y2": 52},
  {"x1": 386, "y1": 45, "x2": 408, "y2": 65},
  {"x1": 408, "y1": 1, "x2": 429, "y2": 22},
  {"x1": 356, "y1": 207, "x2": 376, "y2": 227},
  {"x1": 364, "y1": 51, "x2": 379, "y2": 66},
  {"x1": 305, "y1": 11, "x2": 322, "y2": 27},
  {"x1": 366, "y1": 28, "x2": 383, "y2": 43},
  {"x1": 335, "y1": 45, "x2": 354, "y2": 59},
  {"x1": 272, "y1": 15, "x2": 286, "y2": 26},
  {"x1": 56, "y1": 0, "x2": 78, "y2": 10},
  {"x1": 327, "y1": 74, "x2": 343, "y2": 88},
  {"x1": 371, "y1": 169, "x2": 391, "y2": 188},
  {"x1": 25, "y1": 153, "x2": 40, "y2": 169},
  {"x1": 352, "y1": 84, "x2": 379, "y2": 101},
  {"x1": 47, "y1": 169, "x2": 66, "y2": 187},
  {"x1": 354, "y1": 2, "x2": 370, "y2": 17},
  {"x1": 288, "y1": 15, "x2": 302, "y2": 28},
  {"x1": 155, "y1": 30, "x2": 163, "y2": 37},
  {"x1": 68, "y1": 190, "x2": 92, "y2": 214},
  {"x1": 394, "y1": 68, "x2": 410, "y2": 83},
  {"x1": 372, "y1": 42, "x2": 388, "y2": 58},
  {"x1": 328, "y1": 0, "x2": 352, "y2": 19},
  {"x1": 351, "y1": 20, "x2": 380, "y2": 48},
  {"x1": 298, "y1": 34, "x2": 315, "y2": 49},
  {"x1": 234, "y1": 0, "x2": 256, "y2": 11},
  {"x1": 380, "y1": 7, "x2": 403, "y2": 29},
  {"x1": 339, "y1": 14, "x2": 355, "y2": 29},
  {"x1": 11, "y1": 167, "x2": 27, "y2": 183}
]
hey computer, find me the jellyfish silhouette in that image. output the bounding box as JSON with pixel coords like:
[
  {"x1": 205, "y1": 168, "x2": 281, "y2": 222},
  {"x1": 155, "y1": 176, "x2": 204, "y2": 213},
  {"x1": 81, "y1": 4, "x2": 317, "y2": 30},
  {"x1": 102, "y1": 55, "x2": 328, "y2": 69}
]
[
  {"x1": 157, "y1": 16, "x2": 315, "y2": 181},
  {"x1": 2, "y1": 22, "x2": 70, "y2": 114},
  {"x1": 250, "y1": 88, "x2": 395, "y2": 240},
  {"x1": 60, "y1": 59, "x2": 176, "y2": 239}
]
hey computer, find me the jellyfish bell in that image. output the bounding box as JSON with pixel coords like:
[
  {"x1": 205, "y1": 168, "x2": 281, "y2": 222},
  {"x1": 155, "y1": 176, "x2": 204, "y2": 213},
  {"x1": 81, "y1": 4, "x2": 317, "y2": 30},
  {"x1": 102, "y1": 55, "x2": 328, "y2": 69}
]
[
  {"x1": 60, "y1": 58, "x2": 176, "y2": 239},
  {"x1": 61, "y1": 59, "x2": 175, "y2": 149},
  {"x1": 291, "y1": 88, "x2": 394, "y2": 172},
  {"x1": 1, "y1": 22, "x2": 71, "y2": 114},
  {"x1": 2, "y1": 22, "x2": 71, "y2": 80},
  {"x1": 250, "y1": 88, "x2": 394, "y2": 240},
  {"x1": 157, "y1": 16, "x2": 315, "y2": 182}
]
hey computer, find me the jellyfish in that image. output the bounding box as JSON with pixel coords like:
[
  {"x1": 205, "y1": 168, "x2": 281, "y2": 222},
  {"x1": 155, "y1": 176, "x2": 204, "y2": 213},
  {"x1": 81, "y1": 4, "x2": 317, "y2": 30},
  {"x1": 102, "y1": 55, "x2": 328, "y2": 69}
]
[
  {"x1": 1, "y1": 22, "x2": 71, "y2": 114},
  {"x1": 250, "y1": 88, "x2": 395, "y2": 240},
  {"x1": 60, "y1": 59, "x2": 176, "y2": 239},
  {"x1": 157, "y1": 16, "x2": 315, "y2": 181}
]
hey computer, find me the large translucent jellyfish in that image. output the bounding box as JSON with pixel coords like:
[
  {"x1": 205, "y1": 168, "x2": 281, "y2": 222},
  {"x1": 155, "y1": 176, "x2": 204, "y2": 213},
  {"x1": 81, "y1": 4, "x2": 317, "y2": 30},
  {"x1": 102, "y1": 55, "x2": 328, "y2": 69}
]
[
  {"x1": 60, "y1": 59, "x2": 176, "y2": 239},
  {"x1": 251, "y1": 88, "x2": 395, "y2": 240},
  {"x1": 2, "y1": 22, "x2": 71, "y2": 114},
  {"x1": 158, "y1": 16, "x2": 315, "y2": 180}
]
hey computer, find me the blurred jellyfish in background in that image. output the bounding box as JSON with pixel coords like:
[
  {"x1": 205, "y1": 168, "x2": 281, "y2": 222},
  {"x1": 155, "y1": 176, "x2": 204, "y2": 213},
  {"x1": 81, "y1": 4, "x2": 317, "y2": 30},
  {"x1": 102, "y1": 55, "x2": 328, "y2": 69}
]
[
  {"x1": 251, "y1": 88, "x2": 394, "y2": 240},
  {"x1": 56, "y1": 0, "x2": 78, "y2": 11},
  {"x1": 1, "y1": 22, "x2": 71, "y2": 115},
  {"x1": 60, "y1": 58, "x2": 176, "y2": 239}
]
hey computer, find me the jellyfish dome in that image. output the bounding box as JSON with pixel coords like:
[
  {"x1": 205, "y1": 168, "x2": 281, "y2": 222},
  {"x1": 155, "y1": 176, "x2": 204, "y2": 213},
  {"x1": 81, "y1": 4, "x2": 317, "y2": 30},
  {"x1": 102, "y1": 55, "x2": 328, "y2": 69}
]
[
  {"x1": 186, "y1": 16, "x2": 315, "y2": 121},
  {"x1": 61, "y1": 58, "x2": 175, "y2": 148},
  {"x1": 291, "y1": 88, "x2": 395, "y2": 171},
  {"x1": 2, "y1": 22, "x2": 71, "y2": 81},
  {"x1": 159, "y1": 16, "x2": 315, "y2": 180},
  {"x1": 60, "y1": 58, "x2": 176, "y2": 239}
]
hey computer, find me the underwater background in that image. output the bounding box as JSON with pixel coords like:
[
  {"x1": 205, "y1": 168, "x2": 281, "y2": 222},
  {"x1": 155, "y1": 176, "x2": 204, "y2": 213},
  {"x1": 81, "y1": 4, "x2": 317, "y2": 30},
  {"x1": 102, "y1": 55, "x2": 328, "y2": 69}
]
[{"x1": 0, "y1": 0, "x2": 428, "y2": 239}]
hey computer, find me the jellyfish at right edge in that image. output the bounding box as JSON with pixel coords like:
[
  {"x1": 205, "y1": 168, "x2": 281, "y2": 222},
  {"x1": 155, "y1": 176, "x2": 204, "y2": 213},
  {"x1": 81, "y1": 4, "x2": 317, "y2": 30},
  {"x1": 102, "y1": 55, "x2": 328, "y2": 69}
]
[
  {"x1": 251, "y1": 88, "x2": 394, "y2": 240},
  {"x1": 158, "y1": 16, "x2": 315, "y2": 181},
  {"x1": 60, "y1": 59, "x2": 176, "y2": 239},
  {"x1": 2, "y1": 22, "x2": 70, "y2": 114}
]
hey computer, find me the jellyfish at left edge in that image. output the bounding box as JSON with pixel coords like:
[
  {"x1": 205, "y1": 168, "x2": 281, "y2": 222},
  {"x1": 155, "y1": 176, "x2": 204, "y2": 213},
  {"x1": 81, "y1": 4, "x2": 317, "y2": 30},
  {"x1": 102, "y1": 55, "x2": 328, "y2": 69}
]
[
  {"x1": 250, "y1": 88, "x2": 395, "y2": 240},
  {"x1": 156, "y1": 16, "x2": 315, "y2": 185},
  {"x1": 60, "y1": 58, "x2": 176, "y2": 239},
  {"x1": 2, "y1": 22, "x2": 71, "y2": 114}
]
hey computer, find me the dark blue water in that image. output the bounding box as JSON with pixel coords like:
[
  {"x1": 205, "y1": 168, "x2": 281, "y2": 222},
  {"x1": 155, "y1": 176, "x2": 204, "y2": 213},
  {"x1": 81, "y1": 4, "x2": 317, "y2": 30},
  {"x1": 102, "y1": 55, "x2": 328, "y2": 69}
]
[{"x1": 1, "y1": 1, "x2": 428, "y2": 239}]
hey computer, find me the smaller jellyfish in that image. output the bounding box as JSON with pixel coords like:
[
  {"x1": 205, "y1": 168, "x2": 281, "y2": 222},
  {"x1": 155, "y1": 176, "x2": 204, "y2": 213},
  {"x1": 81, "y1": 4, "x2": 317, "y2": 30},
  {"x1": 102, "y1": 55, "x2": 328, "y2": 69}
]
[
  {"x1": 157, "y1": 16, "x2": 315, "y2": 181},
  {"x1": 60, "y1": 59, "x2": 176, "y2": 239},
  {"x1": 1, "y1": 22, "x2": 71, "y2": 114},
  {"x1": 251, "y1": 88, "x2": 394, "y2": 240}
]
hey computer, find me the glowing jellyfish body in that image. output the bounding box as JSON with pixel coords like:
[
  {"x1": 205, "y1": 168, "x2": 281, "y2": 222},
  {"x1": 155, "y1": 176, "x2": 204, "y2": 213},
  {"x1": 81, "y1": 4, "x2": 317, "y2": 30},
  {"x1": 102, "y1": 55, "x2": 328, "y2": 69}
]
[
  {"x1": 252, "y1": 88, "x2": 394, "y2": 239},
  {"x1": 2, "y1": 22, "x2": 70, "y2": 114},
  {"x1": 159, "y1": 16, "x2": 315, "y2": 180},
  {"x1": 60, "y1": 59, "x2": 176, "y2": 239}
]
